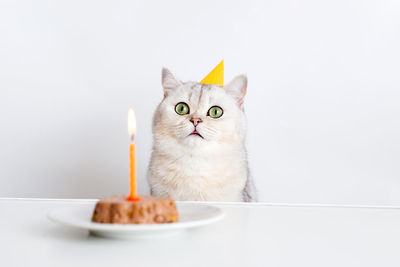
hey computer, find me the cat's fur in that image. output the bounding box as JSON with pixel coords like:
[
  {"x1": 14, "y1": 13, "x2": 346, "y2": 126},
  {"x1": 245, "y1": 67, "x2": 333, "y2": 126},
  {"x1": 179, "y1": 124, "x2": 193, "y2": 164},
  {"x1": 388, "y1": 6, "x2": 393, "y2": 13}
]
[{"x1": 147, "y1": 68, "x2": 256, "y2": 202}]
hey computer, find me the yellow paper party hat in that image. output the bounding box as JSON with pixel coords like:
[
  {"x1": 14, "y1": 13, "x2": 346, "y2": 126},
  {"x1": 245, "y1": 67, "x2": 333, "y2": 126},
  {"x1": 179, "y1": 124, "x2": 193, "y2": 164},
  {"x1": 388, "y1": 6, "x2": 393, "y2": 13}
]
[{"x1": 200, "y1": 60, "x2": 224, "y2": 87}]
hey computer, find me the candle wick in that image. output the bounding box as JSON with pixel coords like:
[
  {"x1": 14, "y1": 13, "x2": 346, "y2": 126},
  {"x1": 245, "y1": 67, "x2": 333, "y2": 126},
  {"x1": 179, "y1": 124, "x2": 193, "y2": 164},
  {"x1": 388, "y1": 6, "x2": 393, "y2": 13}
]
[{"x1": 130, "y1": 135, "x2": 135, "y2": 143}]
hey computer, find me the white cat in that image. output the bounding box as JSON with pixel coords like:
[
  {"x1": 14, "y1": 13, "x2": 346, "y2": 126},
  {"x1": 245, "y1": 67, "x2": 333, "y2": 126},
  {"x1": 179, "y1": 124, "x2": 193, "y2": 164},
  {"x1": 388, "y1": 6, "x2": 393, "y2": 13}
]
[{"x1": 147, "y1": 68, "x2": 256, "y2": 202}]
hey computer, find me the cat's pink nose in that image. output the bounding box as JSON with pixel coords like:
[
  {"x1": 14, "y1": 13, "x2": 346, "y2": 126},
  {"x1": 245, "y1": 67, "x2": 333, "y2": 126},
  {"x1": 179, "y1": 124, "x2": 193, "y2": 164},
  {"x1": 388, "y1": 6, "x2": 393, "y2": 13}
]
[{"x1": 190, "y1": 118, "x2": 203, "y2": 126}]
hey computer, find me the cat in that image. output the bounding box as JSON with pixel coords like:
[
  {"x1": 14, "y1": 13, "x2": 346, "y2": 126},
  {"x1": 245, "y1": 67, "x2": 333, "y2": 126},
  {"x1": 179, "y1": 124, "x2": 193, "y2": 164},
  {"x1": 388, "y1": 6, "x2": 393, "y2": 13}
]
[{"x1": 147, "y1": 68, "x2": 256, "y2": 202}]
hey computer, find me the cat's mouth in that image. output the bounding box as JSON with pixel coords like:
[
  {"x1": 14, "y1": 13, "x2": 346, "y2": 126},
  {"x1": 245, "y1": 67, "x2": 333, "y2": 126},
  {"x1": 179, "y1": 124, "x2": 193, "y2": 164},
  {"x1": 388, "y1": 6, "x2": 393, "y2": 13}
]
[{"x1": 189, "y1": 130, "x2": 204, "y2": 139}]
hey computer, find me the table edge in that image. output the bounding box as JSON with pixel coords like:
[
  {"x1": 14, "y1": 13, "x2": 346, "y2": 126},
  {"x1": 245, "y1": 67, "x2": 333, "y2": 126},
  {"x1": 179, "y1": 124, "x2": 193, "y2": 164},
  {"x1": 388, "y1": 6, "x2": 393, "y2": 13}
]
[{"x1": 1, "y1": 197, "x2": 399, "y2": 210}]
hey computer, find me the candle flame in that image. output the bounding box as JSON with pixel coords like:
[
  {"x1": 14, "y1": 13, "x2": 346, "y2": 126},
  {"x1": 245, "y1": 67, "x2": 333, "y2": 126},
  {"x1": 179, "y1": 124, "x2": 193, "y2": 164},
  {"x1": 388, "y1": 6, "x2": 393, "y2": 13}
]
[{"x1": 128, "y1": 108, "x2": 136, "y2": 137}]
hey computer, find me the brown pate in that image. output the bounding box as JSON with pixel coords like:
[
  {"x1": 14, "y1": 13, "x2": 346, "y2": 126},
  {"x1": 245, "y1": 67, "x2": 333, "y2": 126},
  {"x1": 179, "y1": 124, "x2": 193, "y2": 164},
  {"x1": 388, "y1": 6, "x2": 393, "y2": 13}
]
[{"x1": 92, "y1": 195, "x2": 179, "y2": 224}]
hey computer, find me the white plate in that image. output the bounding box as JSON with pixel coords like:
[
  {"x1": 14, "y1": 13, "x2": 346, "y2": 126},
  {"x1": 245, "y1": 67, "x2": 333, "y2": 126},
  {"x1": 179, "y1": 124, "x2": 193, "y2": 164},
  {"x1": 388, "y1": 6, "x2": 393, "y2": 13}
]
[{"x1": 48, "y1": 202, "x2": 224, "y2": 239}]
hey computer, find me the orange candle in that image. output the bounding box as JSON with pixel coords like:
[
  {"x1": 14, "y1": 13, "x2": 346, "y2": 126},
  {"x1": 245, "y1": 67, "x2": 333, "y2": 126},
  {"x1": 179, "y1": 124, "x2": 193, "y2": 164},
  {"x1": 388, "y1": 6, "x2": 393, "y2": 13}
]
[{"x1": 127, "y1": 108, "x2": 139, "y2": 201}]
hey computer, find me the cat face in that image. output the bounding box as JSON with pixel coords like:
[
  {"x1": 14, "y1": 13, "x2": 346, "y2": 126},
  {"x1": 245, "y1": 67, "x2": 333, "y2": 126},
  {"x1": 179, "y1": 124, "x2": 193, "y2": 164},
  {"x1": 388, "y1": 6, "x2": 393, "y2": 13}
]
[{"x1": 153, "y1": 68, "x2": 247, "y2": 147}]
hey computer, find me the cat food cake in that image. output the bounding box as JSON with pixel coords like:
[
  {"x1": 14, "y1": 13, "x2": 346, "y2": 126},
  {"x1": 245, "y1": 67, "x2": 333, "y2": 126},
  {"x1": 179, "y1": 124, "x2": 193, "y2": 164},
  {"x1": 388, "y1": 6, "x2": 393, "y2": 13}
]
[{"x1": 92, "y1": 195, "x2": 179, "y2": 224}]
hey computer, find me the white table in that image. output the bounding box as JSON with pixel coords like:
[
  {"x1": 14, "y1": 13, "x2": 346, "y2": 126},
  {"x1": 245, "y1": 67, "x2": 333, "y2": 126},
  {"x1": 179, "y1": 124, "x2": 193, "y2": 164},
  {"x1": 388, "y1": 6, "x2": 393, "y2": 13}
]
[{"x1": 1, "y1": 198, "x2": 400, "y2": 267}]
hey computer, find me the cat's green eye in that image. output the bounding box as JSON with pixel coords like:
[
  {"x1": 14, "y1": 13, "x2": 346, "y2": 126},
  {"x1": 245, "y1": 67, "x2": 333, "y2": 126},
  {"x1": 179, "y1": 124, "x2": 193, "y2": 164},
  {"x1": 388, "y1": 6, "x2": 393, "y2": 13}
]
[
  {"x1": 175, "y1": 102, "x2": 190, "y2": 115},
  {"x1": 208, "y1": 106, "x2": 223, "y2": 118}
]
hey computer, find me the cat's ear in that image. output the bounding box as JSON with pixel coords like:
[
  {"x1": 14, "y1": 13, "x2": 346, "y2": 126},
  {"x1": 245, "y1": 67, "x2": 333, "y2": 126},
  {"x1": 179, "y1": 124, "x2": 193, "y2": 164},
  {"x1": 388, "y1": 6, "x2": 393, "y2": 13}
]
[
  {"x1": 162, "y1": 68, "x2": 182, "y2": 98},
  {"x1": 224, "y1": 74, "x2": 247, "y2": 108}
]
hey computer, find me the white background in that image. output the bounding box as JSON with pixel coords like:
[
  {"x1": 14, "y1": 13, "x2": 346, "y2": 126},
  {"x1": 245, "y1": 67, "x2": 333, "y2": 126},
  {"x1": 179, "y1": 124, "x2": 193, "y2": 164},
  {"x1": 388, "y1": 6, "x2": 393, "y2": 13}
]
[{"x1": 0, "y1": 0, "x2": 399, "y2": 205}]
